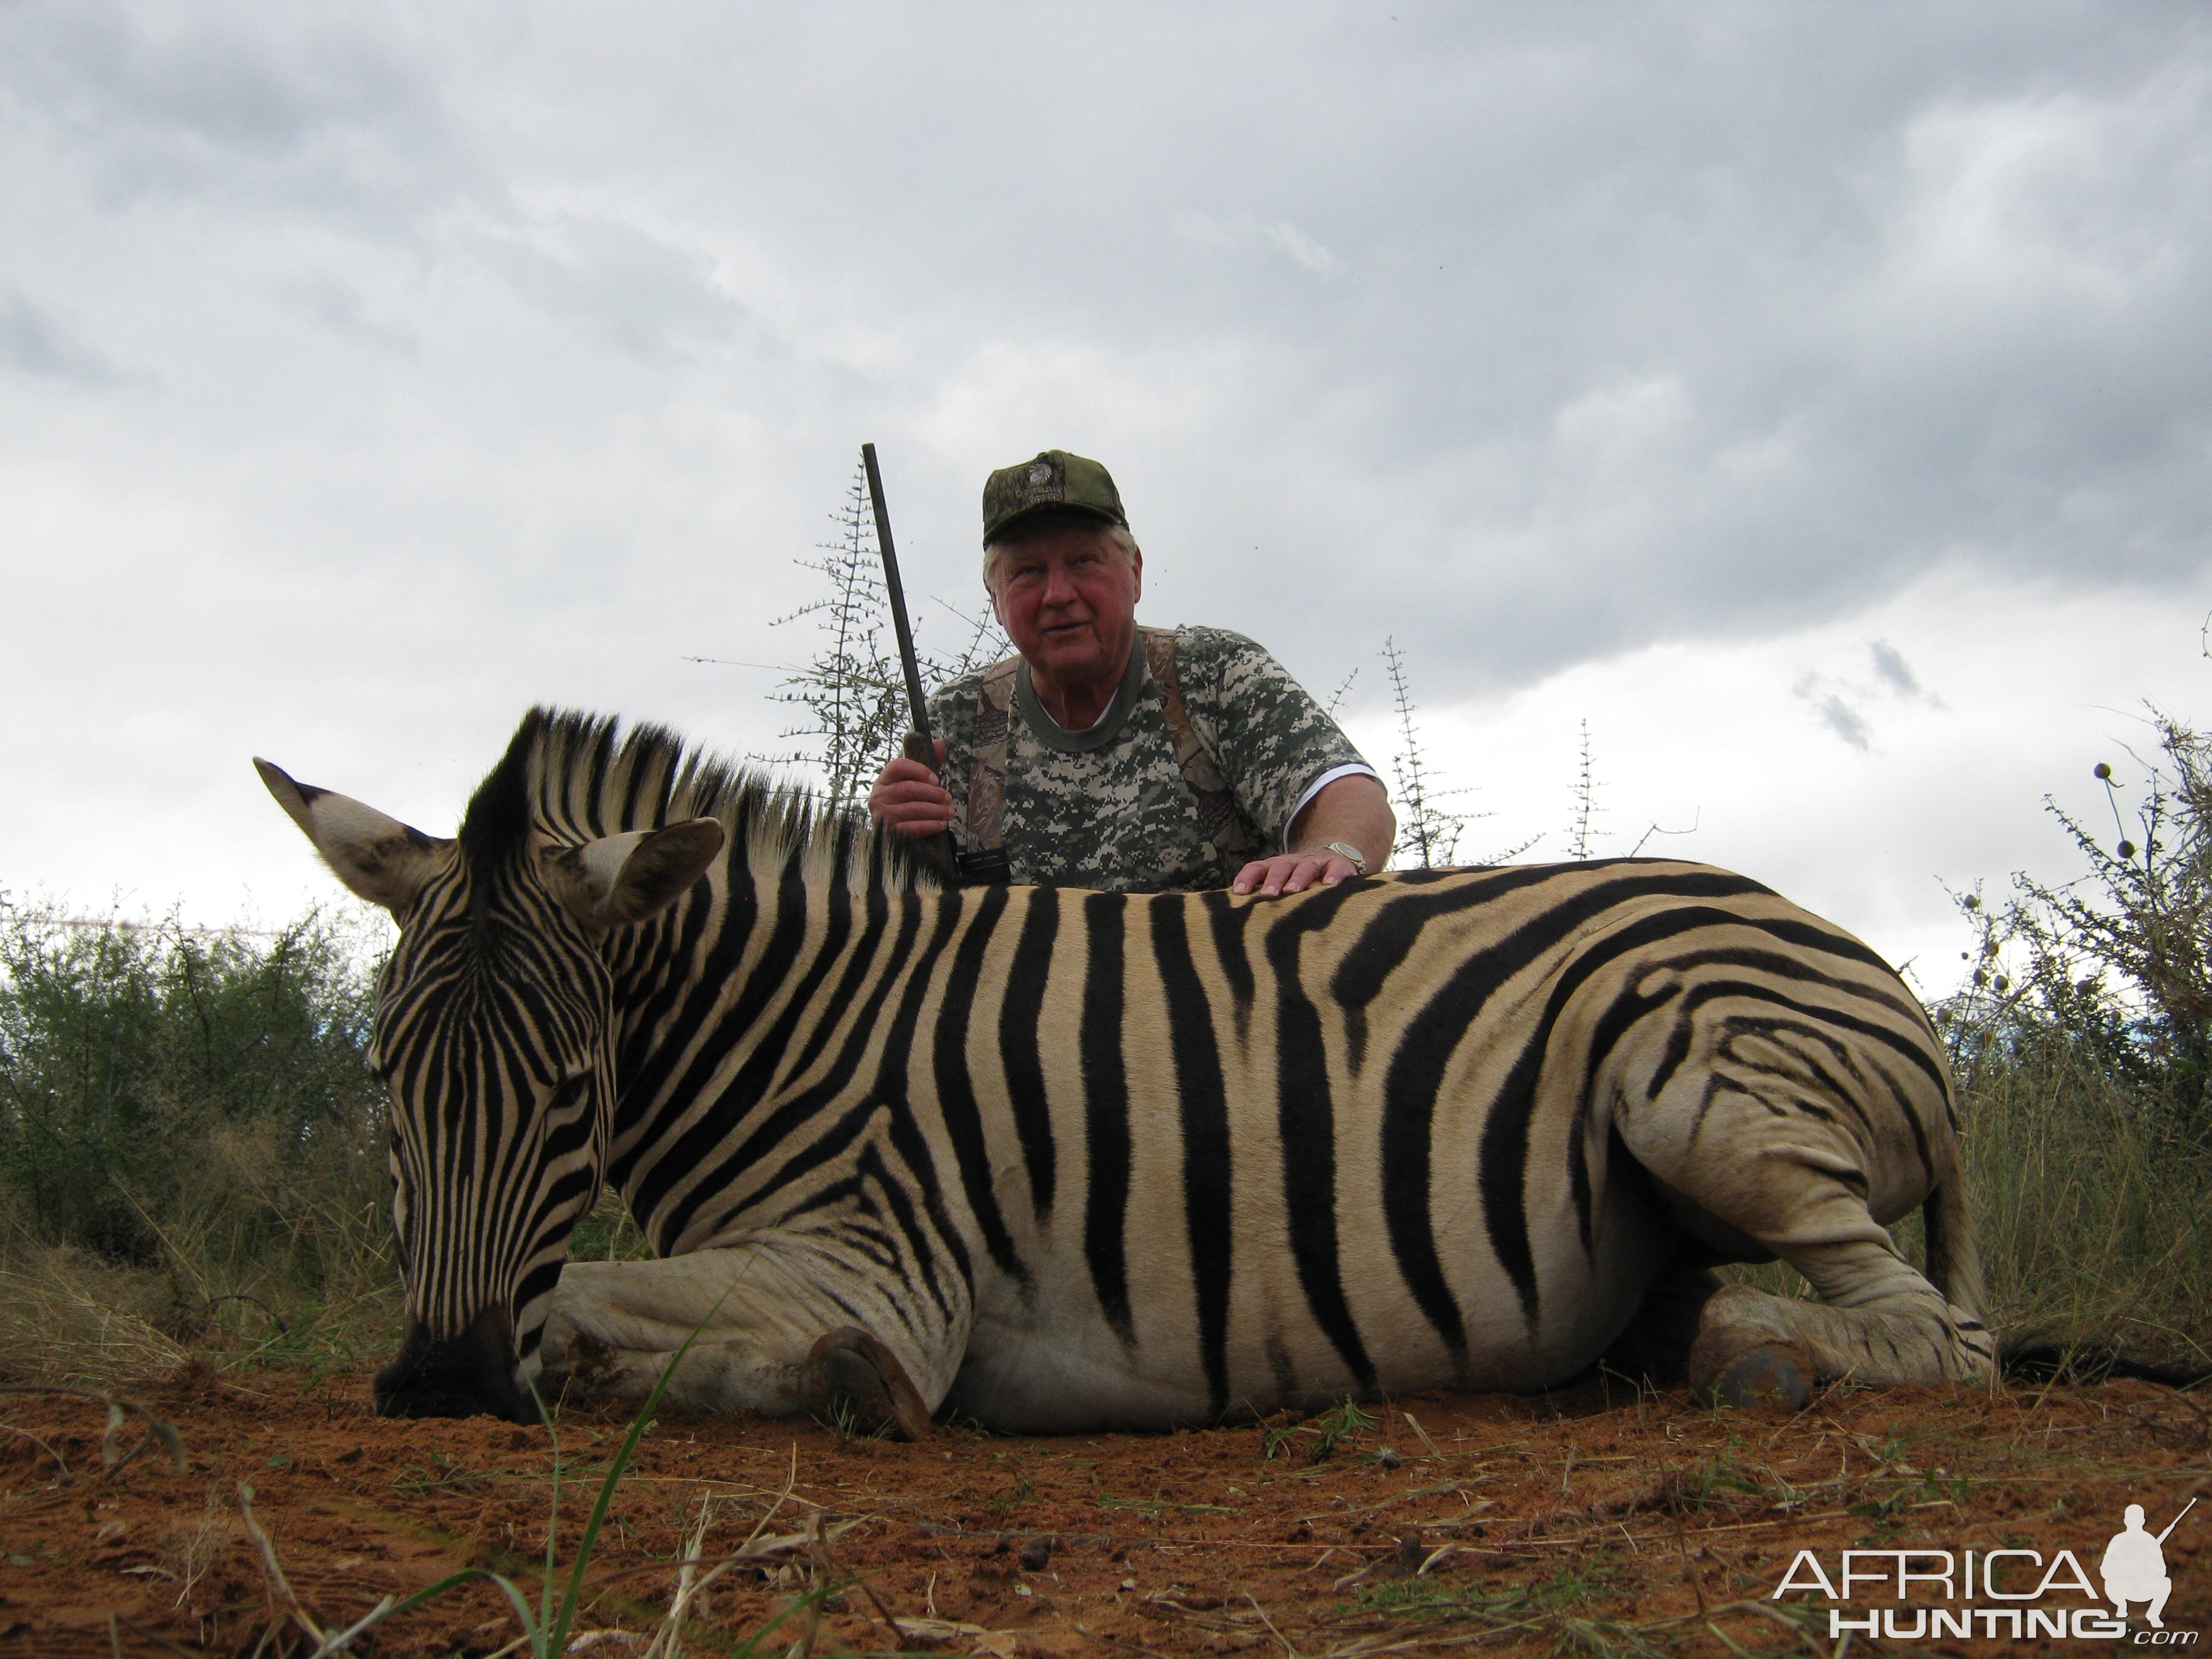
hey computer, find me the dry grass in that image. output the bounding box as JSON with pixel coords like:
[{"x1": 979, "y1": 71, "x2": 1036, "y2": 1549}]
[
  {"x1": 1964, "y1": 1041, "x2": 2212, "y2": 1362},
  {"x1": 0, "y1": 1241, "x2": 187, "y2": 1389},
  {"x1": 0, "y1": 1118, "x2": 401, "y2": 1390}
]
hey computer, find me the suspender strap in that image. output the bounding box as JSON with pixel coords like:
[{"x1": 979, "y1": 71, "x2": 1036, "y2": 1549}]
[
  {"x1": 1142, "y1": 627, "x2": 1255, "y2": 866},
  {"x1": 959, "y1": 629, "x2": 1254, "y2": 885},
  {"x1": 955, "y1": 657, "x2": 1020, "y2": 885}
]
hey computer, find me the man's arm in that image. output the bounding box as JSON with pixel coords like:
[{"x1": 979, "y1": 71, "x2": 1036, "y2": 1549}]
[
  {"x1": 1173, "y1": 626, "x2": 1393, "y2": 898},
  {"x1": 1232, "y1": 773, "x2": 1396, "y2": 896}
]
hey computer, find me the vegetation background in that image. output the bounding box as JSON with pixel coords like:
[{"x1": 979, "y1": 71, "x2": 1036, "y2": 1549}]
[{"x1": 1, "y1": 489, "x2": 2205, "y2": 1389}]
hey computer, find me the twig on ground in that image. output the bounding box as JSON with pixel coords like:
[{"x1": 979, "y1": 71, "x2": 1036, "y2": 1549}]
[
  {"x1": 793, "y1": 1510, "x2": 823, "y2": 1659},
  {"x1": 238, "y1": 1480, "x2": 329, "y2": 1652},
  {"x1": 1399, "y1": 1413, "x2": 1447, "y2": 1460},
  {"x1": 809, "y1": 1518, "x2": 905, "y2": 1651},
  {"x1": 1247, "y1": 1594, "x2": 1302, "y2": 1659},
  {"x1": 641, "y1": 1491, "x2": 718, "y2": 1659},
  {"x1": 0, "y1": 1421, "x2": 69, "y2": 1483},
  {"x1": 0, "y1": 1384, "x2": 186, "y2": 1478}
]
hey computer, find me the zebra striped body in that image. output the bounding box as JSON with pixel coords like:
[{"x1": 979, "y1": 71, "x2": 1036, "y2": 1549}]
[{"x1": 259, "y1": 710, "x2": 1994, "y2": 1429}]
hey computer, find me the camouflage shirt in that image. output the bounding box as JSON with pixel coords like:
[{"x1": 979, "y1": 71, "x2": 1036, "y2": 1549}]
[{"x1": 928, "y1": 625, "x2": 1375, "y2": 892}]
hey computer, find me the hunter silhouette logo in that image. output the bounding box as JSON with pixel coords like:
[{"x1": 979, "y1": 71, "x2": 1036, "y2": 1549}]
[
  {"x1": 2105, "y1": 1498, "x2": 2195, "y2": 1630},
  {"x1": 1771, "y1": 1493, "x2": 2200, "y2": 1641}
]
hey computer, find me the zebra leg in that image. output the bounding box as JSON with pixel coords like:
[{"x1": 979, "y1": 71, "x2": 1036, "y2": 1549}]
[
  {"x1": 531, "y1": 1248, "x2": 953, "y2": 1439},
  {"x1": 1680, "y1": 1231, "x2": 1994, "y2": 1408},
  {"x1": 1618, "y1": 1093, "x2": 1996, "y2": 1404},
  {"x1": 1602, "y1": 1259, "x2": 1726, "y2": 1387}
]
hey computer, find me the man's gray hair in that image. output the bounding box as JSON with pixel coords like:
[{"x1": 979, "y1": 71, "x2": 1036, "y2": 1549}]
[{"x1": 982, "y1": 520, "x2": 1140, "y2": 589}]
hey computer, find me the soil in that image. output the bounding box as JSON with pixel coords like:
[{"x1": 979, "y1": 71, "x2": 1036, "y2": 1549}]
[{"x1": 0, "y1": 1370, "x2": 2205, "y2": 1658}]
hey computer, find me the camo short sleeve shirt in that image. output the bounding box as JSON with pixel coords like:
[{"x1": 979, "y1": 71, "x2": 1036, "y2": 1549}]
[{"x1": 928, "y1": 625, "x2": 1376, "y2": 893}]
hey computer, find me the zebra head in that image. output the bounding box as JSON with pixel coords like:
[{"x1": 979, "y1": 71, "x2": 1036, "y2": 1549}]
[{"x1": 255, "y1": 743, "x2": 724, "y2": 1421}]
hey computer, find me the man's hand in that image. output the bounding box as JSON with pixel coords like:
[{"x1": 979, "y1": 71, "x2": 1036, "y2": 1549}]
[
  {"x1": 1231, "y1": 848, "x2": 1359, "y2": 897},
  {"x1": 1233, "y1": 774, "x2": 1394, "y2": 897},
  {"x1": 868, "y1": 739, "x2": 953, "y2": 839}
]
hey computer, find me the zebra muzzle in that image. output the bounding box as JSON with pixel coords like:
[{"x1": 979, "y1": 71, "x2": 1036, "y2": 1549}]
[{"x1": 374, "y1": 1303, "x2": 540, "y2": 1424}]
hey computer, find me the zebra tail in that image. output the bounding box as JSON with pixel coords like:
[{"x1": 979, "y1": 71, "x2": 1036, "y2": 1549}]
[
  {"x1": 1929, "y1": 1177, "x2": 2211, "y2": 1387},
  {"x1": 1921, "y1": 1173, "x2": 1989, "y2": 1324},
  {"x1": 2000, "y1": 1337, "x2": 2212, "y2": 1390}
]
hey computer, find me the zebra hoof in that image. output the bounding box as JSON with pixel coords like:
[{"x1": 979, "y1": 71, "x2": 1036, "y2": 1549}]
[
  {"x1": 805, "y1": 1327, "x2": 932, "y2": 1442},
  {"x1": 1705, "y1": 1343, "x2": 1813, "y2": 1412}
]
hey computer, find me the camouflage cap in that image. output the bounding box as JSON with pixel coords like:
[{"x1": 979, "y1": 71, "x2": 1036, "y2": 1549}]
[{"x1": 982, "y1": 450, "x2": 1128, "y2": 544}]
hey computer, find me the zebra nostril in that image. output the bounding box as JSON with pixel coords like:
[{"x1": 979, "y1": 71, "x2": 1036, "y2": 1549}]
[{"x1": 373, "y1": 1305, "x2": 534, "y2": 1422}]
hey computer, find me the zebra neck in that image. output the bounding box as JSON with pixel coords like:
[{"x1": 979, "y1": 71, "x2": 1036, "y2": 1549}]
[{"x1": 597, "y1": 845, "x2": 952, "y2": 1242}]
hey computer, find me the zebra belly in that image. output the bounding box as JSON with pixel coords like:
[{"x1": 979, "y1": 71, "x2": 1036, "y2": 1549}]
[{"x1": 937, "y1": 1173, "x2": 1673, "y2": 1435}]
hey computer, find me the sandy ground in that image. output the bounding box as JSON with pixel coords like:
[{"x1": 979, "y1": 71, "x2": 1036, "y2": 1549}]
[{"x1": 0, "y1": 1368, "x2": 2205, "y2": 1658}]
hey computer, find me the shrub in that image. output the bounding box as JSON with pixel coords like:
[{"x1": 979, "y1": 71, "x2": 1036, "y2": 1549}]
[
  {"x1": 1947, "y1": 706, "x2": 2212, "y2": 1140},
  {"x1": 0, "y1": 895, "x2": 399, "y2": 1379}
]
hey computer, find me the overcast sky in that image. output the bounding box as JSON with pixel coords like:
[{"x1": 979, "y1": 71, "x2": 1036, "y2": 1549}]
[{"x1": 5, "y1": 1, "x2": 2209, "y2": 995}]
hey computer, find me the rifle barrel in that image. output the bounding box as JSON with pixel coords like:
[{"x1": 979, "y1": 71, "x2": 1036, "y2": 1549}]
[
  {"x1": 2156, "y1": 1496, "x2": 2197, "y2": 1545},
  {"x1": 860, "y1": 443, "x2": 933, "y2": 743},
  {"x1": 859, "y1": 442, "x2": 960, "y2": 886}
]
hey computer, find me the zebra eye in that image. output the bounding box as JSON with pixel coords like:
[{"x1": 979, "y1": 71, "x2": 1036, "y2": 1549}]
[{"x1": 545, "y1": 1071, "x2": 595, "y2": 1108}]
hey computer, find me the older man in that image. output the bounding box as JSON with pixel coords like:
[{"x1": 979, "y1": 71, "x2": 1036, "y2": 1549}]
[{"x1": 868, "y1": 449, "x2": 1393, "y2": 895}]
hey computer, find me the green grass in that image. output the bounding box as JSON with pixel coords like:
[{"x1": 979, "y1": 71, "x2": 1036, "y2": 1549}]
[{"x1": 1262, "y1": 1398, "x2": 1379, "y2": 1465}]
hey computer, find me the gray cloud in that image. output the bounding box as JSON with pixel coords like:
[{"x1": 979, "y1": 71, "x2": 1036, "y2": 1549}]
[
  {"x1": 1869, "y1": 640, "x2": 1922, "y2": 698},
  {"x1": 0, "y1": 288, "x2": 124, "y2": 384},
  {"x1": 1, "y1": 1, "x2": 479, "y2": 231},
  {"x1": 274, "y1": 271, "x2": 419, "y2": 354},
  {"x1": 1808, "y1": 688, "x2": 1874, "y2": 752},
  {"x1": 1792, "y1": 636, "x2": 1948, "y2": 749},
  {"x1": 467, "y1": 212, "x2": 754, "y2": 361}
]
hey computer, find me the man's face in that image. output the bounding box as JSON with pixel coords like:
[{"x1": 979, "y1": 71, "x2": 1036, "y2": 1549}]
[{"x1": 988, "y1": 522, "x2": 1142, "y2": 687}]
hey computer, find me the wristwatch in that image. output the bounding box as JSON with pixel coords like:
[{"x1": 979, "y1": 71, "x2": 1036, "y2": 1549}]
[{"x1": 1319, "y1": 841, "x2": 1370, "y2": 877}]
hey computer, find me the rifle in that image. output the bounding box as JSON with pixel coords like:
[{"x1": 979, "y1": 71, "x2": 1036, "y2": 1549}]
[
  {"x1": 2156, "y1": 1496, "x2": 2197, "y2": 1546},
  {"x1": 860, "y1": 443, "x2": 960, "y2": 885}
]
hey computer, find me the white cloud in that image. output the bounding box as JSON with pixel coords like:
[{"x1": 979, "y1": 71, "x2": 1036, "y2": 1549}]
[
  {"x1": 1339, "y1": 569, "x2": 2212, "y2": 999},
  {"x1": 1174, "y1": 209, "x2": 1341, "y2": 277}
]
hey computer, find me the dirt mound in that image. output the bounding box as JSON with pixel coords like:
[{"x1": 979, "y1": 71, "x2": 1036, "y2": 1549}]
[{"x1": 0, "y1": 1370, "x2": 2204, "y2": 1656}]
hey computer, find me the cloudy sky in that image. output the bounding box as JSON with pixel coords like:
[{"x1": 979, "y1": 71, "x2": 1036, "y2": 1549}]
[{"x1": 4, "y1": 1, "x2": 2208, "y2": 994}]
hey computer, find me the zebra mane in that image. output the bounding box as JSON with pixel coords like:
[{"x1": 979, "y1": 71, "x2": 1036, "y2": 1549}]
[{"x1": 458, "y1": 706, "x2": 937, "y2": 896}]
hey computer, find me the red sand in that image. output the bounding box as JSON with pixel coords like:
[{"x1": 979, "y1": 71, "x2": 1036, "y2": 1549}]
[{"x1": 1, "y1": 1369, "x2": 2205, "y2": 1657}]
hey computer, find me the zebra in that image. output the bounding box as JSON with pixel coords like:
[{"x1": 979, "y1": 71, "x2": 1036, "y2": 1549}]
[{"x1": 256, "y1": 707, "x2": 1996, "y2": 1432}]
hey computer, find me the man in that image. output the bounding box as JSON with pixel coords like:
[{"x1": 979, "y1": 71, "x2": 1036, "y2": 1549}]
[{"x1": 868, "y1": 449, "x2": 1393, "y2": 895}]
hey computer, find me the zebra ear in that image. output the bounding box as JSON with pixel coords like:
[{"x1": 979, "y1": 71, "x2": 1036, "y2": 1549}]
[
  {"x1": 255, "y1": 757, "x2": 454, "y2": 915},
  {"x1": 543, "y1": 818, "x2": 725, "y2": 931}
]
